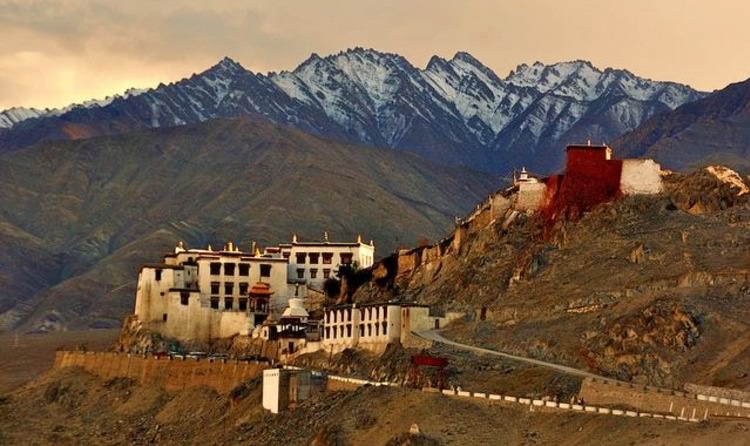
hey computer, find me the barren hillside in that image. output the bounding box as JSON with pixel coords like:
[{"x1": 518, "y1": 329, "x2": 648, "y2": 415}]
[{"x1": 352, "y1": 167, "x2": 750, "y2": 389}]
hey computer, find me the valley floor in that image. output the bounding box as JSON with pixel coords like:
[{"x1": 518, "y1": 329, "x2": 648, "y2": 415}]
[{"x1": 0, "y1": 329, "x2": 119, "y2": 393}]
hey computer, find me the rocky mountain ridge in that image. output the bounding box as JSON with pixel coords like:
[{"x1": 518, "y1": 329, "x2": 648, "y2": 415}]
[
  {"x1": 615, "y1": 76, "x2": 750, "y2": 171},
  {"x1": 0, "y1": 48, "x2": 704, "y2": 173}
]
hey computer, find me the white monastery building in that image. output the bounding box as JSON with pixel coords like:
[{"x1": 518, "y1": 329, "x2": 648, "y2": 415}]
[{"x1": 133, "y1": 235, "x2": 374, "y2": 342}]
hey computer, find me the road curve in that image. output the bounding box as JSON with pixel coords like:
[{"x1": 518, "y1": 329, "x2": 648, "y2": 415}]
[{"x1": 415, "y1": 330, "x2": 605, "y2": 380}]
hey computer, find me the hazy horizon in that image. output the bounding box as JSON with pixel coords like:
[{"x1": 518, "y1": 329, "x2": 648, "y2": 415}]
[{"x1": 2, "y1": 0, "x2": 749, "y2": 110}]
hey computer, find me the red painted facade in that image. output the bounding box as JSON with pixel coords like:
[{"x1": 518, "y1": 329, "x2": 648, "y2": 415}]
[{"x1": 542, "y1": 145, "x2": 623, "y2": 222}]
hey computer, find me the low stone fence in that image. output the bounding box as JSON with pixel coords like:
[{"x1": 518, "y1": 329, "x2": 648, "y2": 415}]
[
  {"x1": 54, "y1": 351, "x2": 266, "y2": 394},
  {"x1": 579, "y1": 378, "x2": 750, "y2": 420},
  {"x1": 685, "y1": 383, "x2": 750, "y2": 408},
  {"x1": 436, "y1": 387, "x2": 702, "y2": 423},
  {"x1": 325, "y1": 374, "x2": 399, "y2": 392}
]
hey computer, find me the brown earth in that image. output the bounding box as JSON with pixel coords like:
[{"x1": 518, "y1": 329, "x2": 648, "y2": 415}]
[{"x1": 1, "y1": 366, "x2": 748, "y2": 446}]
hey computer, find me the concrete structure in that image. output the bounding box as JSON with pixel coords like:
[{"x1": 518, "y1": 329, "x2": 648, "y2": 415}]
[
  {"x1": 513, "y1": 167, "x2": 547, "y2": 212},
  {"x1": 132, "y1": 236, "x2": 373, "y2": 343},
  {"x1": 262, "y1": 368, "x2": 324, "y2": 414},
  {"x1": 620, "y1": 159, "x2": 664, "y2": 194}
]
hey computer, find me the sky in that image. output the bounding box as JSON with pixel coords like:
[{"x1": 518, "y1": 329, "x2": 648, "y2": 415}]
[{"x1": 2, "y1": 0, "x2": 750, "y2": 110}]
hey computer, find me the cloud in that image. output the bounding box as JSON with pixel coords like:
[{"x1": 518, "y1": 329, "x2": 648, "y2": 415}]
[{"x1": 0, "y1": 0, "x2": 749, "y2": 109}]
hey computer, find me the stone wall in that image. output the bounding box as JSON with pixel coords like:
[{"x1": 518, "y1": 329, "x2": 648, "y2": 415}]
[{"x1": 54, "y1": 351, "x2": 266, "y2": 394}]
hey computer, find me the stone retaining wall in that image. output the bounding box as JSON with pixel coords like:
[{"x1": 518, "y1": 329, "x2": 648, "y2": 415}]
[{"x1": 54, "y1": 351, "x2": 266, "y2": 394}]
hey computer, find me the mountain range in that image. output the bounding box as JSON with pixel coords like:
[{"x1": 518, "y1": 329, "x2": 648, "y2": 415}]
[
  {"x1": 0, "y1": 48, "x2": 704, "y2": 174},
  {"x1": 615, "y1": 76, "x2": 750, "y2": 171},
  {"x1": 0, "y1": 117, "x2": 496, "y2": 332}
]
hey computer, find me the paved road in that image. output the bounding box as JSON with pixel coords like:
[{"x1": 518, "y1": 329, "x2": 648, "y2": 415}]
[{"x1": 415, "y1": 330, "x2": 605, "y2": 380}]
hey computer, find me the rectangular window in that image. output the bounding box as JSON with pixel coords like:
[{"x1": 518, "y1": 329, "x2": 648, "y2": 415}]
[
  {"x1": 283, "y1": 252, "x2": 290, "y2": 259},
  {"x1": 224, "y1": 263, "x2": 235, "y2": 276},
  {"x1": 180, "y1": 291, "x2": 189, "y2": 306},
  {"x1": 224, "y1": 297, "x2": 233, "y2": 310},
  {"x1": 211, "y1": 282, "x2": 220, "y2": 295},
  {"x1": 210, "y1": 262, "x2": 221, "y2": 275},
  {"x1": 238, "y1": 263, "x2": 250, "y2": 276},
  {"x1": 162, "y1": 313, "x2": 168, "y2": 322},
  {"x1": 296, "y1": 268, "x2": 305, "y2": 279},
  {"x1": 323, "y1": 268, "x2": 331, "y2": 279},
  {"x1": 310, "y1": 269, "x2": 318, "y2": 279},
  {"x1": 322, "y1": 253, "x2": 333, "y2": 264},
  {"x1": 238, "y1": 298, "x2": 248, "y2": 311},
  {"x1": 224, "y1": 283, "x2": 234, "y2": 295},
  {"x1": 210, "y1": 297, "x2": 219, "y2": 310},
  {"x1": 155, "y1": 269, "x2": 162, "y2": 281},
  {"x1": 340, "y1": 253, "x2": 353, "y2": 265},
  {"x1": 260, "y1": 264, "x2": 271, "y2": 277},
  {"x1": 309, "y1": 253, "x2": 319, "y2": 264},
  {"x1": 239, "y1": 282, "x2": 248, "y2": 295},
  {"x1": 295, "y1": 253, "x2": 306, "y2": 264}
]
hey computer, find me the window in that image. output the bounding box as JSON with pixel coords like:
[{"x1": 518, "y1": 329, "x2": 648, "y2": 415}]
[
  {"x1": 310, "y1": 268, "x2": 318, "y2": 279},
  {"x1": 322, "y1": 253, "x2": 333, "y2": 264},
  {"x1": 238, "y1": 298, "x2": 248, "y2": 311},
  {"x1": 346, "y1": 324, "x2": 352, "y2": 337},
  {"x1": 238, "y1": 263, "x2": 250, "y2": 276},
  {"x1": 325, "y1": 327, "x2": 330, "y2": 339},
  {"x1": 211, "y1": 282, "x2": 220, "y2": 295},
  {"x1": 210, "y1": 262, "x2": 221, "y2": 275},
  {"x1": 340, "y1": 253, "x2": 353, "y2": 265},
  {"x1": 224, "y1": 263, "x2": 235, "y2": 276},
  {"x1": 296, "y1": 253, "x2": 306, "y2": 264},
  {"x1": 282, "y1": 252, "x2": 290, "y2": 259},
  {"x1": 224, "y1": 297, "x2": 233, "y2": 310},
  {"x1": 239, "y1": 283, "x2": 248, "y2": 295},
  {"x1": 260, "y1": 264, "x2": 271, "y2": 277},
  {"x1": 162, "y1": 313, "x2": 168, "y2": 322},
  {"x1": 323, "y1": 268, "x2": 331, "y2": 279},
  {"x1": 224, "y1": 283, "x2": 234, "y2": 295},
  {"x1": 155, "y1": 269, "x2": 162, "y2": 281},
  {"x1": 180, "y1": 291, "x2": 189, "y2": 306},
  {"x1": 210, "y1": 297, "x2": 219, "y2": 309},
  {"x1": 382, "y1": 322, "x2": 387, "y2": 335},
  {"x1": 309, "y1": 253, "x2": 319, "y2": 264},
  {"x1": 296, "y1": 268, "x2": 305, "y2": 279}
]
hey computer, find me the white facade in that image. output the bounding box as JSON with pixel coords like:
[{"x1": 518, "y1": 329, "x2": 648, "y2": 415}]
[
  {"x1": 322, "y1": 303, "x2": 402, "y2": 354},
  {"x1": 620, "y1": 159, "x2": 664, "y2": 195},
  {"x1": 276, "y1": 235, "x2": 375, "y2": 290}
]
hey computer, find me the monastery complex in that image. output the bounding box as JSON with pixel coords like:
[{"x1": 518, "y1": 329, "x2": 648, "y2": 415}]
[{"x1": 129, "y1": 143, "x2": 664, "y2": 362}]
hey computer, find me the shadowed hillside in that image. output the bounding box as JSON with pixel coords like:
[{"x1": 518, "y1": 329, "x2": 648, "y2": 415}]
[{"x1": 0, "y1": 117, "x2": 497, "y2": 332}]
